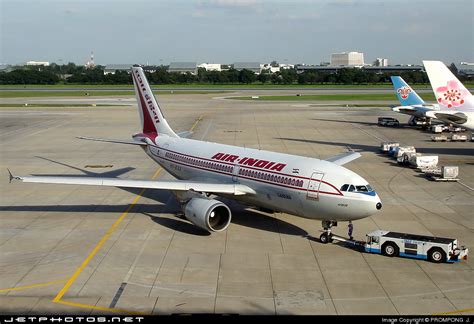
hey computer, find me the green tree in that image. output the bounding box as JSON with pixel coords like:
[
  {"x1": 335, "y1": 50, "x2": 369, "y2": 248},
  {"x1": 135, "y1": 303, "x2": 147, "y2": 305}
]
[
  {"x1": 239, "y1": 69, "x2": 256, "y2": 84},
  {"x1": 197, "y1": 67, "x2": 208, "y2": 83},
  {"x1": 271, "y1": 72, "x2": 282, "y2": 84},
  {"x1": 257, "y1": 70, "x2": 270, "y2": 84},
  {"x1": 280, "y1": 68, "x2": 297, "y2": 84}
]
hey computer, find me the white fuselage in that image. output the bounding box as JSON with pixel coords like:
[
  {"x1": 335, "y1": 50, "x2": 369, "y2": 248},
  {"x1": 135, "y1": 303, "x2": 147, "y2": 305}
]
[{"x1": 141, "y1": 135, "x2": 382, "y2": 222}]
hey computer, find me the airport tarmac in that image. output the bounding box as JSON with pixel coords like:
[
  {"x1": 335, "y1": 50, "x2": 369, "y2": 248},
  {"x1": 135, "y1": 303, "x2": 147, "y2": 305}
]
[{"x1": 0, "y1": 92, "x2": 473, "y2": 315}]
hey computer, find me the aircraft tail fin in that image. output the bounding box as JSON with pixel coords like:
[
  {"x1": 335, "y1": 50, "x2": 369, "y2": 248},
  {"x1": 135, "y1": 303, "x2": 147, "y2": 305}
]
[
  {"x1": 423, "y1": 60, "x2": 474, "y2": 110},
  {"x1": 131, "y1": 66, "x2": 178, "y2": 138},
  {"x1": 390, "y1": 76, "x2": 425, "y2": 106}
]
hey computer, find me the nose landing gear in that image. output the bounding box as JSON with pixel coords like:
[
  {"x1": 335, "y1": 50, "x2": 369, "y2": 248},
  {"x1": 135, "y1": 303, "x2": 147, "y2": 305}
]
[{"x1": 320, "y1": 220, "x2": 337, "y2": 244}]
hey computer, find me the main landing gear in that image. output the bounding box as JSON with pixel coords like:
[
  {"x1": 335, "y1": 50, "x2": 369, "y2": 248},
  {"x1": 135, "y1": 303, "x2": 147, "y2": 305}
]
[{"x1": 319, "y1": 220, "x2": 337, "y2": 244}]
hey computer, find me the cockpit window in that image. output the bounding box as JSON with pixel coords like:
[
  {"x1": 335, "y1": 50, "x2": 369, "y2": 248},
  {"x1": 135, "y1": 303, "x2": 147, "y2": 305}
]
[{"x1": 340, "y1": 184, "x2": 374, "y2": 192}]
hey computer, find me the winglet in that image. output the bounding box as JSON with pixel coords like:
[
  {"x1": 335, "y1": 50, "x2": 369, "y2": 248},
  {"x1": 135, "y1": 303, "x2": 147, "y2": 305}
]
[{"x1": 325, "y1": 151, "x2": 361, "y2": 166}]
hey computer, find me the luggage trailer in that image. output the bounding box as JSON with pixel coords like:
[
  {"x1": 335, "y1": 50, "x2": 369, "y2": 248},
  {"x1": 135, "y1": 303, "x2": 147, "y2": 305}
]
[{"x1": 330, "y1": 230, "x2": 468, "y2": 263}]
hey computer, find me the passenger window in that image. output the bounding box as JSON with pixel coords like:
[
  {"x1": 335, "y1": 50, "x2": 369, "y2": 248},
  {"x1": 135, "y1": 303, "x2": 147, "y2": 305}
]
[
  {"x1": 340, "y1": 184, "x2": 349, "y2": 191},
  {"x1": 348, "y1": 185, "x2": 355, "y2": 192}
]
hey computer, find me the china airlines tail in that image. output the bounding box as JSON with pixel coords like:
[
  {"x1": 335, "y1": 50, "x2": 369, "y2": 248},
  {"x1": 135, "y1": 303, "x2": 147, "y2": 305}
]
[
  {"x1": 423, "y1": 61, "x2": 474, "y2": 110},
  {"x1": 423, "y1": 60, "x2": 474, "y2": 131},
  {"x1": 131, "y1": 66, "x2": 178, "y2": 138}
]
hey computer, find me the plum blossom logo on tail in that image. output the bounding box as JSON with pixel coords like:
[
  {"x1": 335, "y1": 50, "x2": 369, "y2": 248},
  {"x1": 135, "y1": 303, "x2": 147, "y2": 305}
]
[
  {"x1": 397, "y1": 86, "x2": 411, "y2": 99},
  {"x1": 436, "y1": 80, "x2": 468, "y2": 108}
]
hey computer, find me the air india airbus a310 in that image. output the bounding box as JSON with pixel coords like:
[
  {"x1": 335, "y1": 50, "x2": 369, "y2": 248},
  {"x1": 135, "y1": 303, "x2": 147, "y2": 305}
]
[{"x1": 9, "y1": 66, "x2": 382, "y2": 243}]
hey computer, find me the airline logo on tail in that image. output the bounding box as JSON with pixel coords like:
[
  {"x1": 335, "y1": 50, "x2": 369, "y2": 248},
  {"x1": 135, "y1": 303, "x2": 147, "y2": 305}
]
[
  {"x1": 397, "y1": 86, "x2": 411, "y2": 99},
  {"x1": 133, "y1": 69, "x2": 160, "y2": 124},
  {"x1": 436, "y1": 80, "x2": 468, "y2": 108}
]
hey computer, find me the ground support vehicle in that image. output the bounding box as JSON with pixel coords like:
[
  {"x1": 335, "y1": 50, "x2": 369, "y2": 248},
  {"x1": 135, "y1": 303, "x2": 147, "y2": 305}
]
[{"x1": 329, "y1": 230, "x2": 468, "y2": 263}]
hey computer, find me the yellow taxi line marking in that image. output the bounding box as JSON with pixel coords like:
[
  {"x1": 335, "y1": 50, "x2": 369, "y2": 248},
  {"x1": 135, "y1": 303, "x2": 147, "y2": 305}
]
[
  {"x1": 433, "y1": 308, "x2": 474, "y2": 315},
  {"x1": 0, "y1": 279, "x2": 66, "y2": 293},
  {"x1": 55, "y1": 300, "x2": 149, "y2": 315},
  {"x1": 52, "y1": 114, "x2": 204, "y2": 313},
  {"x1": 189, "y1": 114, "x2": 205, "y2": 132},
  {"x1": 53, "y1": 167, "x2": 162, "y2": 303}
]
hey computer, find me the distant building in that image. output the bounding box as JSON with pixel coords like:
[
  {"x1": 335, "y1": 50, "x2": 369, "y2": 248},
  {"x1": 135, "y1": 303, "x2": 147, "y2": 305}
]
[
  {"x1": 374, "y1": 58, "x2": 389, "y2": 67},
  {"x1": 364, "y1": 65, "x2": 423, "y2": 74},
  {"x1": 330, "y1": 52, "x2": 364, "y2": 67},
  {"x1": 168, "y1": 62, "x2": 197, "y2": 75},
  {"x1": 296, "y1": 64, "x2": 423, "y2": 74},
  {"x1": 26, "y1": 61, "x2": 50, "y2": 66},
  {"x1": 198, "y1": 63, "x2": 222, "y2": 72},
  {"x1": 459, "y1": 62, "x2": 474, "y2": 78},
  {"x1": 104, "y1": 64, "x2": 133, "y2": 75},
  {"x1": 261, "y1": 63, "x2": 295, "y2": 73},
  {"x1": 295, "y1": 65, "x2": 344, "y2": 74},
  {"x1": 279, "y1": 64, "x2": 294, "y2": 70},
  {"x1": 0, "y1": 64, "x2": 13, "y2": 73},
  {"x1": 233, "y1": 62, "x2": 261, "y2": 74},
  {"x1": 104, "y1": 64, "x2": 158, "y2": 75}
]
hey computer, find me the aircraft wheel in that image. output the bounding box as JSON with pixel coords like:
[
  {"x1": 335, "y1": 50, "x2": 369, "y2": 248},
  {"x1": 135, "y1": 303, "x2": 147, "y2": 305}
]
[{"x1": 320, "y1": 232, "x2": 332, "y2": 244}]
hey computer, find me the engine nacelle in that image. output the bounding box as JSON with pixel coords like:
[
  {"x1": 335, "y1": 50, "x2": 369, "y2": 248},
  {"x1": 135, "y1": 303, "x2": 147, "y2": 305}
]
[{"x1": 184, "y1": 198, "x2": 231, "y2": 232}]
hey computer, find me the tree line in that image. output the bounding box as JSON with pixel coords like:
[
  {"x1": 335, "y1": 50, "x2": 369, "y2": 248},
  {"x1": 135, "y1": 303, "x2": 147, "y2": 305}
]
[{"x1": 0, "y1": 62, "x2": 467, "y2": 85}]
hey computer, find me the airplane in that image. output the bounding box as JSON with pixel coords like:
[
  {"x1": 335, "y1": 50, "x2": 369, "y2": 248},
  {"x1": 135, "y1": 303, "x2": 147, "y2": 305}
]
[
  {"x1": 8, "y1": 66, "x2": 382, "y2": 243},
  {"x1": 390, "y1": 76, "x2": 439, "y2": 126},
  {"x1": 422, "y1": 60, "x2": 474, "y2": 131}
]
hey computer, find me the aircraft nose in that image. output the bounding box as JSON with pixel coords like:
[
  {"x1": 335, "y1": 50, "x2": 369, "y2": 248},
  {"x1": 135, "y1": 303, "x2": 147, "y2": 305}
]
[{"x1": 374, "y1": 191, "x2": 382, "y2": 211}]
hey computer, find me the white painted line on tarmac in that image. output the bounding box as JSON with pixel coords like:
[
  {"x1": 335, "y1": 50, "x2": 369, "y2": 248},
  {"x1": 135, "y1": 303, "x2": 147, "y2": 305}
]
[{"x1": 458, "y1": 181, "x2": 474, "y2": 191}]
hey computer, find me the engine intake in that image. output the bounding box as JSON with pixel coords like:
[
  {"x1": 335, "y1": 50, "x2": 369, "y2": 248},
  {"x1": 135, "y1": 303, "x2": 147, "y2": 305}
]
[{"x1": 184, "y1": 198, "x2": 231, "y2": 232}]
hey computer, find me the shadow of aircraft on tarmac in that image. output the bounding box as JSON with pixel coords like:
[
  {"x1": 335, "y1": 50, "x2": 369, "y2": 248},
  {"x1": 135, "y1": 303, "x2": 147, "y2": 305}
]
[
  {"x1": 4, "y1": 157, "x2": 310, "y2": 237},
  {"x1": 277, "y1": 138, "x2": 474, "y2": 157}
]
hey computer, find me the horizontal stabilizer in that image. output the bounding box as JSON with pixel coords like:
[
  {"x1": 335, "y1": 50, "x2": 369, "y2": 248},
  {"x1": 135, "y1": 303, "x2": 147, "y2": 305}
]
[
  {"x1": 176, "y1": 131, "x2": 193, "y2": 138},
  {"x1": 10, "y1": 174, "x2": 256, "y2": 196},
  {"x1": 392, "y1": 105, "x2": 437, "y2": 117},
  {"x1": 425, "y1": 111, "x2": 468, "y2": 124},
  {"x1": 326, "y1": 151, "x2": 361, "y2": 166},
  {"x1": 77, "y1": 136, "x2": 147, "y2": 146}
]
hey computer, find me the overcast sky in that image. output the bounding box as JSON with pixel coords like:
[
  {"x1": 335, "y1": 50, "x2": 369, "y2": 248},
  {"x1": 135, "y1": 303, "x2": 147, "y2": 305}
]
[{"x1": 1, "y1": 0, "x2": 473, "y2": 66}]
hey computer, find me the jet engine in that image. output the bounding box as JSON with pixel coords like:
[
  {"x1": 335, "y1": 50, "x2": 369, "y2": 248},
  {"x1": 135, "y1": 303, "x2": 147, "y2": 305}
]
[{"x1": 184, "y1": 198, "x2": 231, "y2": 232}]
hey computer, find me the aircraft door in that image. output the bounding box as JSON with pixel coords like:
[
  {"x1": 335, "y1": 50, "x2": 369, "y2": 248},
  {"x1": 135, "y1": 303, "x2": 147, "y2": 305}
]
[
  {"x1": 159, "y1": 143, "x2": 169, "y2": 158},
  {"x1": 307, "y1": 172, "x2": 324, "y2": 200},
  {"x1": 232, "y1": 164, "x2": 240, "y2": 182}
]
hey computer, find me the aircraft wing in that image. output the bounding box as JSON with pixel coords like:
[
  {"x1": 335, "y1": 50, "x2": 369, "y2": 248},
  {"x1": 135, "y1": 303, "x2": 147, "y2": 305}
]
[
  {"x1": 8, "y1": 171, "x2": 255, "y2": 196},
  {"x1": 325, "y1": 152, "x2": 361, "y2": 166},
  {"x1": 425, "y1": 111, "x2": 468, "y2": 124},
  {"x1": 77, "y1": 136, "x2": 147, "y2": 146}
]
